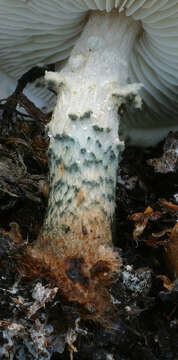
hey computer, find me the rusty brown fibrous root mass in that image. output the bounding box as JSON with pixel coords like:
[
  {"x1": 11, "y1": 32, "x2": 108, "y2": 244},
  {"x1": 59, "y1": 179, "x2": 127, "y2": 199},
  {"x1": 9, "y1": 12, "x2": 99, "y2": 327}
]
[{"x1": 17, "y1": 237, "x2": 121, "y2": 313}]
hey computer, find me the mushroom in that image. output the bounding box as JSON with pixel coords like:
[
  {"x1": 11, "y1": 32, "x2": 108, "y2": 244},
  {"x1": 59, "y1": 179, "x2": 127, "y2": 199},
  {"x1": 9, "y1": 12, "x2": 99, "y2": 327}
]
[{"x1": 1, "y1": 1, "x2": 178, "y2": 312}]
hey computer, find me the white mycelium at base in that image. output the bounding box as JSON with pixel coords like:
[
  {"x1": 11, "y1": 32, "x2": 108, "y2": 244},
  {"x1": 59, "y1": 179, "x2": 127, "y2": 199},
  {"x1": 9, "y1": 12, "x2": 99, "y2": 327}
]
[{"x1": 36, "y1": 11, "x2": 141, "y2": 252}]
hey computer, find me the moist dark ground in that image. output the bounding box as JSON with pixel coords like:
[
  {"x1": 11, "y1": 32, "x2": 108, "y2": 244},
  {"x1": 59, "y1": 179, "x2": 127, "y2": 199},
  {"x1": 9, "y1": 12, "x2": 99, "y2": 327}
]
[{"x1": 0, "y1": 86, "x2": 177, "y2": 359}]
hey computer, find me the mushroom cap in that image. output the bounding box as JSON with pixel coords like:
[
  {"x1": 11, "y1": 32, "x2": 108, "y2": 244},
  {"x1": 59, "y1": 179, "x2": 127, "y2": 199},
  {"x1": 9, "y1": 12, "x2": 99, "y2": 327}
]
[{"x1": 0, "y1": 0, "x2": 178, "y2": 128}]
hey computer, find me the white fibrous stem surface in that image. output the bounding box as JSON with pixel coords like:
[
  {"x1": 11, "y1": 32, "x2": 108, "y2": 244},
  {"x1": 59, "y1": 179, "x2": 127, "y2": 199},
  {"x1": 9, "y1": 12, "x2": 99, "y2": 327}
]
[{"x1": 42, "y1": 11, "x2": 141, "y2": 249}]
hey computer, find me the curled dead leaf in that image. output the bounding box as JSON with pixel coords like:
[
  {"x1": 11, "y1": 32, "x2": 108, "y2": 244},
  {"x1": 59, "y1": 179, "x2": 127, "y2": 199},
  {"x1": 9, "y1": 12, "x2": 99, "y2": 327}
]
[
  {"x1": 152, "y1": 229, "x2": 172, "y2": 238},
  {"x1": 157, "y1": 275, "x2": 174, "y2": 292},
  {"x1": 159, "y1": 199, "x2": 178, "y2": 212},
  {"x1": 130, "y1": 206, "x2": 162, "y2": 240}
]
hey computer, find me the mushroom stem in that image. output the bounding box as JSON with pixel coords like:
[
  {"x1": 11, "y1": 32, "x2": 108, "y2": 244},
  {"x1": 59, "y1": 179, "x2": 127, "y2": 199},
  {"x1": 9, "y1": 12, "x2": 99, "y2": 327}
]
[{"x1": 23, "y1": 11, "x2": 142, "y2": 312}]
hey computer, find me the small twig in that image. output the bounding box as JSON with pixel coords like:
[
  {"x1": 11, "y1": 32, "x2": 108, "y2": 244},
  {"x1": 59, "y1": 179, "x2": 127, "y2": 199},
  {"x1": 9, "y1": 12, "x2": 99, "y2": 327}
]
[
  {"x1": 1, "y1": 65, "x2": 55, "y2": 128},
  {"x1": 18, "y1": 94, "x2": 51, "y2": 124}
]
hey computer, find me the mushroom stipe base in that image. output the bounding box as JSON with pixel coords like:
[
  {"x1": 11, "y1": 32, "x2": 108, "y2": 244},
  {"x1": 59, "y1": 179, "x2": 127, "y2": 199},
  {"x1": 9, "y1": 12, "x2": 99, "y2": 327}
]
[{"x1": 19, "y1": 235, "x2": 121, "y2": 313}]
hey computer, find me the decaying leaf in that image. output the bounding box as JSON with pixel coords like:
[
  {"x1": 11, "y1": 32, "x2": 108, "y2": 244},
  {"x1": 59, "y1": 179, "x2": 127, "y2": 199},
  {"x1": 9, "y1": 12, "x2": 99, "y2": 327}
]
[
  {"x1": 165, "y1": 223, "x2": 178, "y2": 278},
  {"x1": 157, "y1": 275, "x2": 174, "y2": 292},
  {"x1": 130, "y1": 206, "x2": 162, "y2": 240},
  {"x1": 159, "y1": 199, "x2": 178, "y2": 212},
  {"x1": 5, "y1": 222, "x2": 23, "y2": 246},
  {"x1": 147, "y1": 132, "x2": 178, "y2": 173}
]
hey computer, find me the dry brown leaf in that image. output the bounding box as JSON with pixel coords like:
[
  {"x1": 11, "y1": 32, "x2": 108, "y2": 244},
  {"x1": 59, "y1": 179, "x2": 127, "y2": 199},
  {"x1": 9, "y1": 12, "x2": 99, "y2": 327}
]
[
  {"x1": 6, "y1": 222, "x2": 23, "y2": 246},
  {"x1": 157, "y1": 275, "x2": 174, "y2": 292},
  {"x1": 152, "y1": 229, "x2": 172, "y2": 238},
  {"x1": 165, "y1": 223, "x2": 178, "y2": 278},
  {"x1": 130, "y1": 207, "x2": 162, "y2": 240},
  {"x1": 159, "y1": 199, "x2": 178, "y2": 212}
]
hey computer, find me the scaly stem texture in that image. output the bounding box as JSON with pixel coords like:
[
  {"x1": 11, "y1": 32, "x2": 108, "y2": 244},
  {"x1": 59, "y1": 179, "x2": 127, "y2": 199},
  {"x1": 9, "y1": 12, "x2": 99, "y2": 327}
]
[
  {"x1": 38, "y1": 11, "x2": 139, "y2": 250},
  {"x1": 24, "y1": 11, "x2": 140, "y2": 312}
]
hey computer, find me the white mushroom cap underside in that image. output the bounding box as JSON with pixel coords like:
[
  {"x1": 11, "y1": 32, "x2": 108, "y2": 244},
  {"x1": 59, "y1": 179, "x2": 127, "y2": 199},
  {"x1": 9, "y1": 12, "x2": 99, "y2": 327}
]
[{"x1": 0, "y1": 0, "x2": 178, "y2": 122}]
